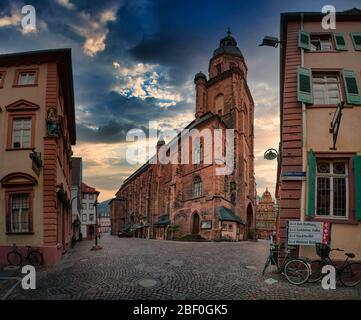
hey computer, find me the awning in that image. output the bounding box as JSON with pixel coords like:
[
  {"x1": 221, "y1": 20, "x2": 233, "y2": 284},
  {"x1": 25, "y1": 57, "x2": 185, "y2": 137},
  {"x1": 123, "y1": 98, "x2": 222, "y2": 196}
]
[
  {"x1": 130, "y1": 223, "x2": 144, "y2": 231},
  {"x1": 218, "y1": 207, "x2": 244, "y2": 224},
  {"x1": 154, "y1": 214, "x2": 170, "y2": 226}
]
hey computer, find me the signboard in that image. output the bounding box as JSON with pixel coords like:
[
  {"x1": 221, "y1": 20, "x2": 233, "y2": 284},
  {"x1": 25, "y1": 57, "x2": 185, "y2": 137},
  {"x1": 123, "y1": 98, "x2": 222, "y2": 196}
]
[
  {"x1": 281, "y1": 172, "x2": 306, "y2": 181},
  {"x1": 287, "y1": 221, "x2": 331, "y2": 245},
  {"x1": 200, "y1": 220, "x2": 212, "y2": 229}
]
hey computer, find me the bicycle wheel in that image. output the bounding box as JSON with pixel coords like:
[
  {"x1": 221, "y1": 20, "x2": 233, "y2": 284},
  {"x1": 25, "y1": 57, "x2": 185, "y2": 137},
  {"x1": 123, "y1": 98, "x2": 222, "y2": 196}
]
[
  {"x1": 339, "y1": 262, "x2": 361, "y2": 287},
  {"x1": 308, "y1": 260, "x2": 325, "y2": 283},
  {"x1": 7, "y1": 251, "x2": 22, "y2": 266},
  {"x1": 284, "y1": 259, "x2": 310, "y2": 285},
  {"x1": 28, "y1": 250, "x2": 43, "y2": 267}
]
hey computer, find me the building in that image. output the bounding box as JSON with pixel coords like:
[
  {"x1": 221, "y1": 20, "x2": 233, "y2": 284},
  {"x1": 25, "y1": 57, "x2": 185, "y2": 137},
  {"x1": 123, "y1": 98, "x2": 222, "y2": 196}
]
[
  {"x1": 277, "y1": 8, "x2": 361, "y2": 259},
  {"x1": 255, "y1": 188, "x2": 278, "y2": 240},
  {"x1": 98, "y1": 200, "x2": 111, "y2": 234},
  {"x1": 0, "y1": 49, "x2": 76, "y2": 265},
  {"x1": 110, "y1": 30, "x2": 256, "y2": 241},
  {"x1": 71, "y1": 157, "x2": 82, "y2": 241},
  {"x1": 81, "y1": 182, "x2": 99, "y2": 240}
]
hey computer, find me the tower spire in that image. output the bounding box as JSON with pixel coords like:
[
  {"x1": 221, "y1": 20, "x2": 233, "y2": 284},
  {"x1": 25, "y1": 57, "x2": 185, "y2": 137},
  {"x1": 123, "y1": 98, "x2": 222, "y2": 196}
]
[{"x1": 227, "y1": 27, "x2": 231, "y2": 36}]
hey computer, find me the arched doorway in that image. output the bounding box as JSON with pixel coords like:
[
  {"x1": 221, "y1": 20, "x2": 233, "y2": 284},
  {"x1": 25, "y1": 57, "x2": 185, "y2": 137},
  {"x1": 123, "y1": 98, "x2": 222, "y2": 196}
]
[{"x1": 192, "y1": 212, "x2": 200, "y2": 234}]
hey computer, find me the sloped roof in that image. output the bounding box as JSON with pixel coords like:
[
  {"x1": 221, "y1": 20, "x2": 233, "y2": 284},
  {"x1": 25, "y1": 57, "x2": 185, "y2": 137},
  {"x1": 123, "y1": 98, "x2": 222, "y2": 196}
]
[
  {"x1": 218, "y1": 206, "x2": 244, "y2": 224},
  {"x1": 81, "y1": 182, "x2": 99, "y2": 195}
]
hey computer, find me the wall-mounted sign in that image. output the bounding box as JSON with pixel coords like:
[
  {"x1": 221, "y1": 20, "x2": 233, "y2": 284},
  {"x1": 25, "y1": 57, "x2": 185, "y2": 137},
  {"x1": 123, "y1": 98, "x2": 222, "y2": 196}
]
[
  {"x1": 287, "y1": 221, "x2": 331, "y2": 246},
  {"x1": 201, "y1": 220, "x2": 212, "y2": 229},
  {"x1": 281, "y1": 171, "x2": 306, "y2": 181}
]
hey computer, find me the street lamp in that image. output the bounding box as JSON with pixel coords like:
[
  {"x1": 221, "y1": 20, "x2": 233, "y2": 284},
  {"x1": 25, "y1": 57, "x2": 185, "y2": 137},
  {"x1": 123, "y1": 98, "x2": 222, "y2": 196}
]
[
  {"x1": 259, "y1": 36, "x2": 284, "y2": 48},
  {"x1": 91, "y1": 199, "x2": 102, "y2": 251}
]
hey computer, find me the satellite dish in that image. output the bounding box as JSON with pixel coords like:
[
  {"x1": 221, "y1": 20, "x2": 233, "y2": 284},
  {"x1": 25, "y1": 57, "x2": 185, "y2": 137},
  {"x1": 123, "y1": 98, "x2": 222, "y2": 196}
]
[{"x1": 264, "y1": 148, "x2": 278, "y2": 161}]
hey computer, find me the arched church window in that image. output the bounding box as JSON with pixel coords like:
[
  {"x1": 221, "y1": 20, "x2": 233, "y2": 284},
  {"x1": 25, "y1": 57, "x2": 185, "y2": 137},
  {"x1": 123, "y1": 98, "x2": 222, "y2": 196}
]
[
  {"x1": 230, "y1": 62, "x2": 237, "y2": 70},
  {"x1": 193, "y1": 138, "x2": 202, "y2": 164},
  {"x1": 224, "y1": 176, "x2": 229, "y2": 193},
  {"x1": 194, "y1": 176, "x2": 202, "y2": 198},
  {"x1": 230, "y1": 181, "x2": 236, "y2": 191},
  {"x1": 215, "y1": 94, "x2": 224, "y2": 115},
  {"x1": 216, "y1": 64, "x2": 222, "y2": 75}
]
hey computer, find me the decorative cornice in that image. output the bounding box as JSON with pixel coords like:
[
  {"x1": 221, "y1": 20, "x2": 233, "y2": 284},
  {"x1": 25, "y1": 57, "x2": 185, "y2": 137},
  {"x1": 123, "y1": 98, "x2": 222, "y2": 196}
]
[{"x1": 5, "y1": 99, "x2": 40, "y2": 112}]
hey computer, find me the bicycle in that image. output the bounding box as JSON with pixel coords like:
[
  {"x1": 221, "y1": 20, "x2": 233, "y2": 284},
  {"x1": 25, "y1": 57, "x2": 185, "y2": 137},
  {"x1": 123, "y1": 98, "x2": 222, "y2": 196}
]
[
  {"x1": 262, "y1": 242, "x2": 311, "y2": 285},
  {"x1": 308, "y1": 243, "x2": 361, "y2": 287},
  {"x1": 7, "y1": 244, "x2": 43, "y2": 267}
]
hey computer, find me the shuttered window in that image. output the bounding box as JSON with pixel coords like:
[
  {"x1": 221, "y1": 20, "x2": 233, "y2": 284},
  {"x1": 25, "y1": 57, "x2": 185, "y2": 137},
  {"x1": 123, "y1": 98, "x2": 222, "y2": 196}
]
[
  {"x1": 355, "y1": 155, "x2": 361, "y2": 221},
  {"x1": 333, "y1": 33, "x2": 348, "y2": 51},
  {"x1": 299, "y1": 31, "x2": 311, "y2": 50},
  {"x1": 307, "y1": 150, "x2": 316, "y2": 217},
  {"x1": 343, "y1": 70, "x2": 361, "y2": 105},
  {"x1": 350, "y1": 32, "x2": 361, "y2": 51},
  {"x1": 312, "y1": 75, "x2": 340, "y2": 105},
  {"x1": 297, "y1": 67, "x2": 313, "y2": 104}
]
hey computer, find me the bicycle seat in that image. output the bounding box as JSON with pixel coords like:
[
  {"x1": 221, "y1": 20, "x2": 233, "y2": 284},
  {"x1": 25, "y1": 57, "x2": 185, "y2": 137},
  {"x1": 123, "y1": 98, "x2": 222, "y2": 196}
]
[{"x1": 345, "y1": 253, "x2": 355, "y2": 258}]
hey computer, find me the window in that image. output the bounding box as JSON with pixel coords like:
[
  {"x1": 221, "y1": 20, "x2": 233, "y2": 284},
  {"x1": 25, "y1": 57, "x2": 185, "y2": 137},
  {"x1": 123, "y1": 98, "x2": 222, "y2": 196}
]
[
  {"x1": 15, "y1": 70, "x2": 38, "y2": 86},
  {"x1": 222, "y1": 223, "x2": 227, "y2": 231},
  {"x1": 0, "y1": 71, "x2": 5, "y2": 88},
  {"x1": 8, "y1": 193, "x2": 30, "y2": 233},
  {"x1": 89, "y1": 203, "x2": 94, "y2": 210},
  {"x1": 82, "y1": 214, "x2": 87, "y2": 222},
  {"x1": 216, "y1": 64, "x2": 222, "y2": 76},
  {"x1": 312, "y1": 75, "x2": 341, "y2": 105},
  {"x1": 11, "y1": 118, "x2": 32, "y2": 149},
  {"x1": 228, "y1": 224, "x2": 233, "y2": 232},
  {"x1": 215, "y1": 94, "x2": 224, "y2": 115},
  {"x1": 193, "y1": 138, "x2": 202, "y2": 164},
  {"x1": 316, "y1": 160, "x2": 348, "y2": 218},
  {"x1": 82, "y1": 202, "x2": 86, "y2": 209},
  {"x1": 310, "y1": 35, "x2": 333, "y2": 51},
  {"x1": 194, "y1": 176, "x2": 202, "y2": 197},
  {"x1": 89, "y1": 194, "x2": 94, "y2": 200},
  {"x1": 89, "y1": 214, "x2": 94, "y2": 222}
]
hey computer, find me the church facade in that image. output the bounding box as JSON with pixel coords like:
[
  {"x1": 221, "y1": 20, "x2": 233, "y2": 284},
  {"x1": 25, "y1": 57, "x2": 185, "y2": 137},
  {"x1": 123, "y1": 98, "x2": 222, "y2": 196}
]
[{"x1": 110, "y1": 31, "x2": 256, "y2": 241}]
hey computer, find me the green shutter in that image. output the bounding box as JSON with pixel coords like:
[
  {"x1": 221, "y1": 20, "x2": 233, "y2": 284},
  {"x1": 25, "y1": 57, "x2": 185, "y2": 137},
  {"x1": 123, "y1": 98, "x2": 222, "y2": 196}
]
[
  {"x1": 297, "y1": 66, "x2": 313, "y2": 104},
  {"x1": 308, "y1": 149, "x2": 316, "y2": 217},
  {"x1": 355, "y1": 155, "x2": 361, "y2": 221},
  {"x1": 343, "y1": 70, "x2": 361, "y2": 105},
  {"x1": 350, "y1": 32, "x2": 361, "y2": 51},
  {"x1": 333, "y1": 33, "x2": 348, "y2": 51},
  {"x1": 299, "y1": 30, "x2": 311, "y2": 50}
]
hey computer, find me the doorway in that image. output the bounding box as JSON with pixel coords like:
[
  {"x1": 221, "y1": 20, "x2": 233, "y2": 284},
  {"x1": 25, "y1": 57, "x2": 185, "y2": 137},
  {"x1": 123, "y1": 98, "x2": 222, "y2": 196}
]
[{"x1": 192, "y1": 212, "x2": 200, "y2": 234}]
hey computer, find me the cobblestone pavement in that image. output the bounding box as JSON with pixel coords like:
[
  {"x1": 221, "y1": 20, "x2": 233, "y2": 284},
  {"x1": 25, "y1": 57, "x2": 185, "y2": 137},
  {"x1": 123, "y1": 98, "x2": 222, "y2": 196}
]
[{"x1": 1, "y1": 235, "x2": 361, "y2": 300}]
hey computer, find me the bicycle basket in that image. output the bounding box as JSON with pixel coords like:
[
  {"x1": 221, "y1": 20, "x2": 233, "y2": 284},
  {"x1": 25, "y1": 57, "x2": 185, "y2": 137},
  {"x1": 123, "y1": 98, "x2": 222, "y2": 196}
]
[{"x1": 316, "y1": 243, "x2": 330, "y2": 259}]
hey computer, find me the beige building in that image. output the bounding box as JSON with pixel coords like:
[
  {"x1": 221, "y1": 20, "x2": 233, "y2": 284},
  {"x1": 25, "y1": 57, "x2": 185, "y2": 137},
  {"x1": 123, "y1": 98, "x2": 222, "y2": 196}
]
[
  {"x1": 0, "y1": 49, "x2": 76, "y2": 265},
  {"x1": 277, "y1": 9, "x2": 361, "y2": 260},
  {"x1": 256, "y1": 188, "x2": 278, "y2": 240}
]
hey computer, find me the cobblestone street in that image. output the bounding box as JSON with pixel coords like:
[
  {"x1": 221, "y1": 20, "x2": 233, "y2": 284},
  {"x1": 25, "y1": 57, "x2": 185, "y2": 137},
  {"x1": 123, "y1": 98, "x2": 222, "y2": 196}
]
[{"x1": 1, "y1": 235, "x2": 361, "y2": 300}]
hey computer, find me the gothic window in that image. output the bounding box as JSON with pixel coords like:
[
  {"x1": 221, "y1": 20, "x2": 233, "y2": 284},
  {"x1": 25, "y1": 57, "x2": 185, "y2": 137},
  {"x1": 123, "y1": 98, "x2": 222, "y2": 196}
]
[
  {"x1": 230, "y1": 62, "x2": 237, "y2": 70},
  {"x1": 224, "y1": 176, "x2": 229, "y2": 193},
  {"x1": 193, "y1": 138, "x2": 202, "y2": 164},
  {"x1": 194, "y1": 176, "x2": 202, "y2": 198},
  {"x1": 230, "y1": 181, "x2": 236, "y2": 191},
  {"x1": 215, "y1": 94, "x2": 224, "y2": 115}
]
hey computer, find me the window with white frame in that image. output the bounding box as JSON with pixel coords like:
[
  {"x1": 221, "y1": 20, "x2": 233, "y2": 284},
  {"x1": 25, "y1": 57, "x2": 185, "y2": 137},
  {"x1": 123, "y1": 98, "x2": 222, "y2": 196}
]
[
  {"x1": 12, "y1": 118, "x2": 32, "y2": 149},
  {"x1": 89, "y1": 194, "x2": 94, "y2": 200},
  {"x1": 313, "y1": 75, "x2": 341, "y2": 105},
  {"x1": 316, "y1": 160, "x2": 348, "y2": 218},
  {"x1": 89, "y1": 214, "x2": 94, "y2": 222},
  {"x1": 17, "y1": 71, "x2": 36, "y2": 85},
  {"x1": 9, "y1": 193, "x2": 30, "y2": 233},
  {"x1": 310, "y1": 35, "x2": 333, "y2": 51},
  {"x1": 82, "y1": 214, "x2": 87, "y2": 222}
]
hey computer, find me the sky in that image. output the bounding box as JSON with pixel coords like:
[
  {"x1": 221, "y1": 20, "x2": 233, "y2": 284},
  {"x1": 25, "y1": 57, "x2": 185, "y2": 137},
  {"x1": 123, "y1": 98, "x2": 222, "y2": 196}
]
[{"x1": 0, "y1": 0, "x2": 360, "y2": 201}]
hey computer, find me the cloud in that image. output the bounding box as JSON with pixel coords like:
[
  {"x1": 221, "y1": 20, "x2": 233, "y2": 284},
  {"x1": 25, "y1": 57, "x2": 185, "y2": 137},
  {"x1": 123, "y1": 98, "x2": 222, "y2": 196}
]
[
  {"x1": 70, "y1": 7, "x2": 118, "y2": 56},
  {"x1": 0, "y1": 6, "x2": 21, "y2": 27},
  {"x1": 56, "y1": 0, "x2": 76, "y2": 10}
]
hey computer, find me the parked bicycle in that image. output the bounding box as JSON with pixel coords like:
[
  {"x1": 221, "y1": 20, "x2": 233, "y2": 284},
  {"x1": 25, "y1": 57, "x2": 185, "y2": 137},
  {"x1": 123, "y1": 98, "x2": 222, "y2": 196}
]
[
  {"x1": 7, "y1": 244, "x2": 43, "y2": 267},
  {"x1": 308, "y1": 243, "x2": 361, "y2": 287},
  {"x1": 262, "y1": 242, "x2": 311, "y2": 285}
]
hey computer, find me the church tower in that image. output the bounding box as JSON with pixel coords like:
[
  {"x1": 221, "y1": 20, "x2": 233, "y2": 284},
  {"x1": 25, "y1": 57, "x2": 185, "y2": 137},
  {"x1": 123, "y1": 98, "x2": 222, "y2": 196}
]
[{"x1": 194, "y1": 29, "x2": 256, "y2": 234}]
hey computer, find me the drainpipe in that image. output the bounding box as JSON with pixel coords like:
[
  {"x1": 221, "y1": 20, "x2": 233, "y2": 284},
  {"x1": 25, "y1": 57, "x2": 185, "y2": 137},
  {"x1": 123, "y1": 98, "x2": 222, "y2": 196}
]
[{"x1": 300, "y1": 13, "x2": 307, "y2": 224}]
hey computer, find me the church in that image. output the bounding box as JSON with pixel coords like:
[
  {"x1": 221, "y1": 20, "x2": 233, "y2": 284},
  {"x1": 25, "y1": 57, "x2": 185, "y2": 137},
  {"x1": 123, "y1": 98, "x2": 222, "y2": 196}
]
[{"x1": 109, "y1": 30, "x2": 256, "y2": 241}]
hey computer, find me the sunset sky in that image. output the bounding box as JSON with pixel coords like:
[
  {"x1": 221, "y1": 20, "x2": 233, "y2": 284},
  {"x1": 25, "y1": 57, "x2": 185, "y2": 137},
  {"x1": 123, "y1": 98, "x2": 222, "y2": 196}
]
[{"x1": 0, "y1": 0, "x2": 359, "y2": 201}]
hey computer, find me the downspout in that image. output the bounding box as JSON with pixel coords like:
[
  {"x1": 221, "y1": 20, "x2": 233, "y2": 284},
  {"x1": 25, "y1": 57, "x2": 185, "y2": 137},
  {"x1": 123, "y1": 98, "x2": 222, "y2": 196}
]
[{"x1": 300, "y1": 13, "x2": 307, "y2": 223}]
